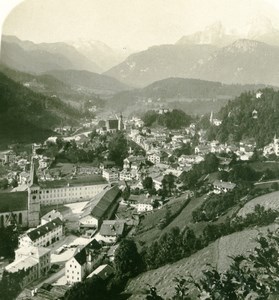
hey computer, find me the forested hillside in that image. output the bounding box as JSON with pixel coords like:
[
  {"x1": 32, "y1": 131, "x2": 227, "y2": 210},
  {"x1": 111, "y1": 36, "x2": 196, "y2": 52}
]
[
  {"x1": 0, "y1": 72, "x2": 80, "y2": 146},
  {"x1": 209, "y1": 88, "x2": 279, "y2": 147}
]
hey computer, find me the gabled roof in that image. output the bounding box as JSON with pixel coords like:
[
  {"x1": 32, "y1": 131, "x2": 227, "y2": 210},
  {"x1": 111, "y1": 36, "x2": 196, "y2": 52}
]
[
  {"x1": 73, "y1": 239, "x2": 101, "y2": 265},
  {"x1": 27, "y1": 217, "x2": 63, "y2": 241},
  {"x1": 125, "y1": 156, "x2": 145, "y2": 163},
  {"x1": 0, "y1": 191, "x2": 28, "y2": 213},
  {"x1": 213, "y1": 180, "x2": 236, "y2": 190},
  {"x1": 99, "y1": 220, "x2": 125, "y2": 237},
  {"x1": 90, "y1": 186, "x2": 120, "y2": 220},
  {"x1": 87, "y1": 264, "x2": 114, "y2": 280}
]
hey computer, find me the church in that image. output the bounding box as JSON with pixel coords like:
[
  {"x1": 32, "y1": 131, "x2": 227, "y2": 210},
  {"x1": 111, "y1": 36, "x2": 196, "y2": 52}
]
[
  {"x1": 0, "y1": 159, "x2": 107, "y2": 229},
  {"x1": 0, "y1": 159, "x2": 40, "y2": 228}
]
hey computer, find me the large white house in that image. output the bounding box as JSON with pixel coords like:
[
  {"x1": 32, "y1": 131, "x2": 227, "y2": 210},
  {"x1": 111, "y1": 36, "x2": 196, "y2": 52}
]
[
  {"x1": 19, "y1": 217, "x2": 63, "y2": 248},
  {"x1": 5, "y1": 246, "x2": 51, "y2": 288},
  {"x1": 65, "y1": 239, "x2": 101, "y2": 284}
]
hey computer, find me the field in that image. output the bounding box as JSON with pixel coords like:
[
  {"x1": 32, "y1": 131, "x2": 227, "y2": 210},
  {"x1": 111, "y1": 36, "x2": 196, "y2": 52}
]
[
  {"x1": 125, "y1": 224, "x2": 278, "y2": 299},
  {"x1": 134, "y1": 194, "x2": 190, "y2": 245},
  {"x1": 134, "y1": 193, "x2": 212, "y2": 246},
  {"x1": 237, "y1": 191, "x2": 279, "y2": 217}
]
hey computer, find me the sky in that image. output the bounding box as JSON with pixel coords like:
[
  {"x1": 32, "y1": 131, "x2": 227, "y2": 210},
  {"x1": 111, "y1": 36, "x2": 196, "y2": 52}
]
[{"x1": 1, "y1": 0, "x2": 279, "y2": 50}]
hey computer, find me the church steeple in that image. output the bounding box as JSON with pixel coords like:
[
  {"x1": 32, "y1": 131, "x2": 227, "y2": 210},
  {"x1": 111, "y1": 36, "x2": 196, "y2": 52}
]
[
  {"x1": 28, "y1": 157, "x2": 40, "y2": 227},
  {"x1": 210, "y1": 111, "x2": 213, "y2": 124},
  {"x1": 30, "y1": 157, "x2": 38, "y2": 186},
  {"x1": 118, "y1": 113, "x2": 124, "y2": 131}
]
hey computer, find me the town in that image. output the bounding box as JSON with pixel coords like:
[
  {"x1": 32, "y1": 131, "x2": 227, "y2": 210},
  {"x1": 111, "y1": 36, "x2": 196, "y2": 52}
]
[
  {"x1": 1, "y1": 91, "x2": 279, "y2": 299},
  {"x1": 3, "y1": 1, "x2": 279, "y2": 299}
]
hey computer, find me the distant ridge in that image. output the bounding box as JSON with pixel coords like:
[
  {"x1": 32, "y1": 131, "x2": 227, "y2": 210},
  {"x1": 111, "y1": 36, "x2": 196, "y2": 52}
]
[{"x1": 1, "y1": 35, "x2": 102, "y2": 74}]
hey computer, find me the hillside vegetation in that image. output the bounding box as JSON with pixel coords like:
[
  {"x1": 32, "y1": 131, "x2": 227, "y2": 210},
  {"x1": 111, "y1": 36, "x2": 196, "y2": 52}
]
[
  {"x1": 208, "y1": 88, "x2": 279, "y2": 147},
  {"x1": 126, "y1": 224, "x2": 278, "y2": 299},
  {"x1": 0, "y1": 72, "x2": 80, "y2": 146}
]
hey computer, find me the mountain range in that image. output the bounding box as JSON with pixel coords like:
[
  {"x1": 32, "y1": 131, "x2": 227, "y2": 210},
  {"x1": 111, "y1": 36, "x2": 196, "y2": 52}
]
[
  {"x1": 70, "y1": 39, "x2": 132, "y2": 71},
  {"x1": 2, "y1": 17, "x2": 279, "y2": 98},
  {"x1": 105, "y1": 38, "x2": 279, "y2": 87},
  {"x1": 1, "y1": 35, "x2": 102, "y2": 74}
]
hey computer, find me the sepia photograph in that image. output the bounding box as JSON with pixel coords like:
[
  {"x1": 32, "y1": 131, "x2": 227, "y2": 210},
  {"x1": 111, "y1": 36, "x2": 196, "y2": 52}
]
[{"x1": 1, "y1": 0, "x2": 279, "y2": 299}]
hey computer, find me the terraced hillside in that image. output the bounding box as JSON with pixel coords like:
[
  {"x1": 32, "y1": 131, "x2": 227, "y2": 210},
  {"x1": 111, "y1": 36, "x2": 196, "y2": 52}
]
[{"x1": 126, "y1": 224, "x2": 278, "y2": 299}]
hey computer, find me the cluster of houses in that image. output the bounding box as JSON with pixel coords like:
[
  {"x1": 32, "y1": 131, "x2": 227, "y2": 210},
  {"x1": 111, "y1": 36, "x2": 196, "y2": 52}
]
[{"x1": 3, "y1": 185, "x2": 125, "y2": 293}]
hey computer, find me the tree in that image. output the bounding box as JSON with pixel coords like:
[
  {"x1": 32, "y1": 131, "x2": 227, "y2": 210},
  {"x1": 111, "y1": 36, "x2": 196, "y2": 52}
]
[
  {"x1": 203, "y1": 153, "x2": 219, "y2": 174},
  {"x1": 64, "y1": 275, "x2": 109, "y2": 300},
  {"x1": 122, "y1": 187, "x2": 130, "y2": 201},
  {"x1": 162, "y1": 174, "x2": 176, "y2": 196},
  {"x1": 114, "y1": 239, "x2": 143, "y2": 278},
  {"x1": 143, "y1": 177, "x2": 153, "y2": 190},
  {"x1": 0, "y1": 269, "x2": 25, "y2": 300},
  {"x1": 108, "y1": 132, "x2": 128, "y2": 166},
  {"x1": 0, "y1": 225, "x2": 19, "y2": 258}
]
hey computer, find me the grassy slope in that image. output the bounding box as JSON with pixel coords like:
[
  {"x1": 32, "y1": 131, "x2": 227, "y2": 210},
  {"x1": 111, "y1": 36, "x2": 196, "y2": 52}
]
[
  {"x1": 134, "y1": 194, "x2": 208, "y2": 245},
  {"x1": 134, "y1": 196, "x2": 189, "y2": 245},
  {"x1": 237, "y1": 191, "x2": 279, "y2": 217},
  {"x1": 126, "y1": 224, "x2": 278, "y2": 299}
]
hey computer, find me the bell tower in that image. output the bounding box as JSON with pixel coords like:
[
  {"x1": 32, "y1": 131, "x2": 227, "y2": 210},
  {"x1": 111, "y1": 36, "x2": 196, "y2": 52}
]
[
  {"x1": 28, "y1": 158, "x2": 40, "y2": 227},
  {"x1": 118, "y1": 113, "x2": 124, "y2": 131}
]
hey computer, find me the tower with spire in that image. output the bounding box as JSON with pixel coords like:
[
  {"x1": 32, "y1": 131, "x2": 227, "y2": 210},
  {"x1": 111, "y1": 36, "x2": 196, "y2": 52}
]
[
  {"x1": 210, "y1": 111, "x2": 213, "y2": 124},
  {"x1": 118, "y1": 113, "x2": 124, "y2": 131},
  {"x1": 27, "y1": 157, "x2": 40, "y2": 227}
]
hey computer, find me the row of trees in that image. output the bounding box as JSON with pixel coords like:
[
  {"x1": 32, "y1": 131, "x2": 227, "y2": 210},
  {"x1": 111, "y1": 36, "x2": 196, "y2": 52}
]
[
  {"x1": 142, "y1": 109, "x2": 192, "y2": 129},
  {"x1": 141, "y1": 205, "x2": 279, "y2": 272},
  {"x1": 44, "y1": 131, "x2": 129, "y2": 167}
]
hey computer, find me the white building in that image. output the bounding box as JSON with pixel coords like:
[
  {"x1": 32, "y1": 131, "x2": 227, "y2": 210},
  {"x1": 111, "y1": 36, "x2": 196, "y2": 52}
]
[
  {"x1": 65, "y1": 239, "x2": 101, "y2": 284},
  {"x1": 39, "y1": 180, "x2": 107, "y2": 206},
  {"x1": 102, "y1": 169, "x2": 119, "y2": 182},
  {"x1": 5, "y1": 246, "x2": 51, "y2": 288},
  {"x1": 137, "y1": 201, "x2": 153, "y2": 213},
  {"x1": 19, "y1": 217, "x2": 63, "y2": 248},
  {"x1": 213, "y1": 180, "x2": 236, "y2": 194}
]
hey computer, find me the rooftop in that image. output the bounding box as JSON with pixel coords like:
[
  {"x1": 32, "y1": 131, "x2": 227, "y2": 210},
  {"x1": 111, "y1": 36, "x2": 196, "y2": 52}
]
[
  {"x1": 99, "y1": 220, "x2": 125, "y2": 237},
  {"x1": 6, "y1": 256, "x2": 37, "y2": 273},
  {"x1": 87, "y1": 264, "x2": 114, "y2": 280},
  {"x1": 27, "y1": 217, "x2": 63, "y2": 241},
  {"x1": 213, "y1": 180, "x2": 236, "y2": 190},
  {"x1": 73, "y1": 239, "x2": 101, "y2": 265},
  {"x1": 16, "y1": 246, "x2": 51, "y2": 259},
  {"x1": 0, "y1": 191, "x2": 28, "y2": 213},
  {"x1": 39, "y1": 175, "x2": 107, "y2": 189},
  {"x1": 83, "y1": 185, "x2": 120, "y2": 220}
]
